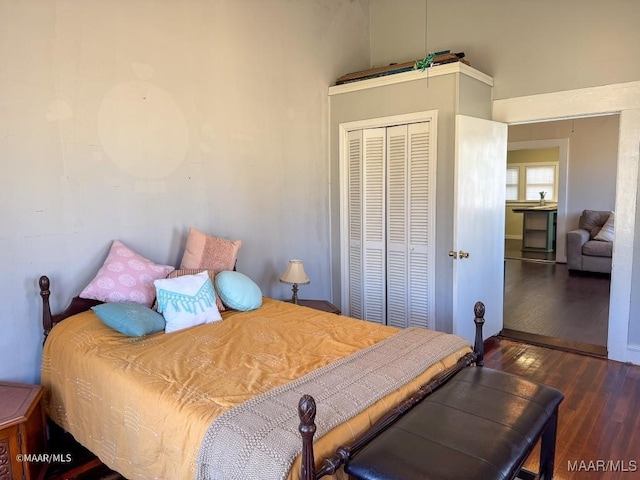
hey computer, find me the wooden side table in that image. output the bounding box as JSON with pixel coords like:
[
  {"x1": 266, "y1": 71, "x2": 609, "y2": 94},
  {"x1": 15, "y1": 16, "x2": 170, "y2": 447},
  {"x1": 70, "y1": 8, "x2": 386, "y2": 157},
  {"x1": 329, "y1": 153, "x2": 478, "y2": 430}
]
[
  {"x1": 287, "y1": 299, "x2": 341, "y2": 315},
  {"x1": 0, "y1": 382, "x2": 47, "y2": 480}
]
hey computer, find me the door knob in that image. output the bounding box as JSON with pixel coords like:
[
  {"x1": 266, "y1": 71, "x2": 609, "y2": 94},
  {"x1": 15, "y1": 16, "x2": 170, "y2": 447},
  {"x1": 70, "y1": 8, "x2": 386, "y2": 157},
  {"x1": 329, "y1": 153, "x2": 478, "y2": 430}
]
[
  {"x1": 448, "y1": 250, "x2": 458, "y2": 259},
  {"x1": 459, "y1": 251, "x2": 470, "y2": 259}
]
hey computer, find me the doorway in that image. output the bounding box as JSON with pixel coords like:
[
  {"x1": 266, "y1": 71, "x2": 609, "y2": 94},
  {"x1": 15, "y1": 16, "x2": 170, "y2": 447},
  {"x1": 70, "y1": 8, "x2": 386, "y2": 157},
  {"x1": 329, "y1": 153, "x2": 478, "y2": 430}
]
[
  {"x1": 493, "y1": 83, "x2": 640, "y2": 364},
  {"x1": 501, "y1": 115, "x2": 619, "y2": 355}
]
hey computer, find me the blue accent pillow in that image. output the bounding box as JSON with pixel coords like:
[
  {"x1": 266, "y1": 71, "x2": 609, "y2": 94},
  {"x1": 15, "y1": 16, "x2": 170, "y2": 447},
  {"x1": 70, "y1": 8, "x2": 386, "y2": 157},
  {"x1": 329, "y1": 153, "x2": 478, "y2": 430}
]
[
  {"x1": 215, "y1": 271, "x2": 263, "y2": 311},
  {"x1": 91, "y1": 302, "x2": 166, "y2": 337}
]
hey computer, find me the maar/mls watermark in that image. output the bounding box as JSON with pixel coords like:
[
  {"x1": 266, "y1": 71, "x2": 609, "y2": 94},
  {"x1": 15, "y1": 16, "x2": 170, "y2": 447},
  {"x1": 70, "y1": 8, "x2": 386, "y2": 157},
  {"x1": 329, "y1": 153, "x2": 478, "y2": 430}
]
[
  {"x1": 568, "y1": 460, "x2": 638, "y2": 473},
  {"x1": 16, "y1": 453, "x2": 73, "y2": 463}
]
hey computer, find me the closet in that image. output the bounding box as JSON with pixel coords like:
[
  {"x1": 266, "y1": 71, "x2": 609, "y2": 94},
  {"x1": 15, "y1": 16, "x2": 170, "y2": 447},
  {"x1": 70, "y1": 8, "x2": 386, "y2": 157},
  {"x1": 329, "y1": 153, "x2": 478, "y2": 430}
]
[
  {"x1": 346, "y1": 121, "x2": 436, "y2": 328},
  {"x1": 329, "y1": 63, "x2": 506, "y2": 342}
]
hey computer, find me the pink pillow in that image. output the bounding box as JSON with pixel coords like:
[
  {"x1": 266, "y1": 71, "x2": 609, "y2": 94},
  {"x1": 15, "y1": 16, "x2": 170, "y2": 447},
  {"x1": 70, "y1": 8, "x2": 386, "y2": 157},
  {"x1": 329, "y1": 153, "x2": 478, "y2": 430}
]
[
  {"x1": 80, "y1": 240, "x2": 175, "y2": 307},
  {"x1": 179, "y1": 227, "x2": 241, "y2": 272}
]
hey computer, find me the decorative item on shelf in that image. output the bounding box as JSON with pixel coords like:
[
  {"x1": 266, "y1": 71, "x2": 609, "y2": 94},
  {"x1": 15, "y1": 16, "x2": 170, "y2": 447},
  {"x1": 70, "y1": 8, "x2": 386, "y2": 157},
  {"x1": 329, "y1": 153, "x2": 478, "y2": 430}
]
[
  {"x1": 414, "y1": 51, "x2": 436, "y2": 71},
  {"x1": 279, "y1": 260, "x2": 310, "y2": 305},
  {"x1": 539, "y1": 191, "x2": 546, "y2": 206},
  {"x1": 335, "y1": 51, "x2": 468, "y2": 85}
]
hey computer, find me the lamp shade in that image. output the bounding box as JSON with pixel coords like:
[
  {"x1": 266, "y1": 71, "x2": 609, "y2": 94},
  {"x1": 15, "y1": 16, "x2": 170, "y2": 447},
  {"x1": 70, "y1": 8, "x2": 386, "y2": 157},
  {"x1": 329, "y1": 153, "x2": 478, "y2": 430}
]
[{"x1": 279, "y1": 260, "x2": 310, "y2": 285}]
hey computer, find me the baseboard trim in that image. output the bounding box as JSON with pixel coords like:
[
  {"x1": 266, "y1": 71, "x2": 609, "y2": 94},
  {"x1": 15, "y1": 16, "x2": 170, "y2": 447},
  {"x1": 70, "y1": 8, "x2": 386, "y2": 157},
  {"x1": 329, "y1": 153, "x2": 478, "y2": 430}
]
[
  {"x1": 626, "y1": 344, "x2": 640, "y2": 365},
  {"x1": 483, "y1": 335, "x2": 501, "y2": 355},
  {"x1": 499, "y1": 328, "x2": 608, "y2": 358},
  {"x1": 504, "y1": 256, "x2": 557, "y2": 265}
]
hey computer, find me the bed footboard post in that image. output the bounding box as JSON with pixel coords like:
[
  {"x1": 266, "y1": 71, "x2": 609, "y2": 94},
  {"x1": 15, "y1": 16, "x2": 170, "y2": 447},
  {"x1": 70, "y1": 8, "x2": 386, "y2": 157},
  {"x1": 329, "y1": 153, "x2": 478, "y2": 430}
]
[
  {"x1": 299, "y1": 394, "x2": 317, "y2": 480},
  {"x1": 39, "y1": 275, "x2": 53, "y2": 343},
  {"x1": 473, "y1": 301, "x2": 485, "y2": 367}
]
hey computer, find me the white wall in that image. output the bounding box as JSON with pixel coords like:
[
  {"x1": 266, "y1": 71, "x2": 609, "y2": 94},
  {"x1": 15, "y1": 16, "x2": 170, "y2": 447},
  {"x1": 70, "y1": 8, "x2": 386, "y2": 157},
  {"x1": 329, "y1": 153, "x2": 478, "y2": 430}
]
[
  {"x1": 369, "y1": 0, "x2": 640, "y2": 362},
  {"x1": 370, "y1": 0, "x2": 640, "y2": 99},
  {"x1": 630, "y1": 187, "x2": 640, "y2": 345},
  {"x1": 0, "y1": 0, "x2": 371, "y2": 383},
  {"x1": 370, "y1": 0, "x2": 426, "y2": 68},
  {"x1": 509, "y1": 116, "x2": 619, "y2": 229}
]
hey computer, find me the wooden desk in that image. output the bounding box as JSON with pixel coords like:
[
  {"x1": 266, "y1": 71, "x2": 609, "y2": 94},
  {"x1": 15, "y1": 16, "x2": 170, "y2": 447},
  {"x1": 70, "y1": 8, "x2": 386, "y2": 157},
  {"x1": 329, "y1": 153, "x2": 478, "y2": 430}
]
[{"x1": 512, "y1": 206, "x2": 557, "y2": 253}]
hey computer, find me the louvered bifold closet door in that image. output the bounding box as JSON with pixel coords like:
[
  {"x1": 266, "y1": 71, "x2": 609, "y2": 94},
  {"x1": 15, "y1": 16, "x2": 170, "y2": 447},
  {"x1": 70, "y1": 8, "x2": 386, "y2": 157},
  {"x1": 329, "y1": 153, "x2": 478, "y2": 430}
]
[
  {"x1": 347, "y1": 130, "x2": 364, "y2": 319},
  {"x1": 385, "y1": 122, "x2": 432, "y2": 328},
  {"x1": 361, "y1": 128, "x2": 387, "y2": 324},
  {"x1": 406, "y1": 122, "x2": 432, "y2": 328},
  {"x1": 345, "y1": 121, "x2": 433, "y2": 327},
  {"x1": 385, "y1": 125, "x2": 409, "y2": 328}
]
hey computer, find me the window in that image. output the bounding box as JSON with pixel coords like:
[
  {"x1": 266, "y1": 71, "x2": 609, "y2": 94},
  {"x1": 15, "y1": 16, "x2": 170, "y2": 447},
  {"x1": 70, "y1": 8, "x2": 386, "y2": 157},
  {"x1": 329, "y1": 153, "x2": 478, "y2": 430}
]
[
  {"x1": 506, "y1": 163, "x2": 557, "y2": 202},
  {"x1": 525, "y1": 165, "x2": 555, "y2": 201},
  {"x1": 506, "y1": 166, "x2": 519, "y2": 201}
]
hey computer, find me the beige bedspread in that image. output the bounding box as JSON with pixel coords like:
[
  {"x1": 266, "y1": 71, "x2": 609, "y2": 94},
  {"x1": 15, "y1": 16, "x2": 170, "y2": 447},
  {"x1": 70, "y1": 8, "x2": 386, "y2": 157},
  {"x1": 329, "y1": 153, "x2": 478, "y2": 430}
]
[{"x1": 42, "y1": 298, "x2": 471, "y2": 479}]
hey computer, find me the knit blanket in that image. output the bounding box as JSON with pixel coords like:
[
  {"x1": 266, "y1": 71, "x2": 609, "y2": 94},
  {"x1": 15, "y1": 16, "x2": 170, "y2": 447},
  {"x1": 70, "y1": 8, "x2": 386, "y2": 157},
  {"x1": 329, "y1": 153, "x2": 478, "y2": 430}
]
[{"x1": 195, "y1": 327, "x2": 469, "y2": 480}]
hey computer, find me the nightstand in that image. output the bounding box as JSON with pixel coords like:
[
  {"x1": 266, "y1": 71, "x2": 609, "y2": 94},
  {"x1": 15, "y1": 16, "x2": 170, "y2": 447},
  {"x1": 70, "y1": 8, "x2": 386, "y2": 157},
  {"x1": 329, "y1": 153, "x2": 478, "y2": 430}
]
[
  {"x1": 287, "y1": 299, "x2": 341, "y2": 315},
  {"x1": 0, "y1": 382, "x2": 47, "y2": 480}
]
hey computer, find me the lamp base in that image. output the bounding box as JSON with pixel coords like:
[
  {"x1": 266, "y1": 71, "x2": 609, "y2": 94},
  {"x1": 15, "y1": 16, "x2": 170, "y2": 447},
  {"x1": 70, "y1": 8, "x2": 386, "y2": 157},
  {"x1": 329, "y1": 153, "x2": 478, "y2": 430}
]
[{"x1": 291, "y1": 283, "x2": 299, "y2": 305}]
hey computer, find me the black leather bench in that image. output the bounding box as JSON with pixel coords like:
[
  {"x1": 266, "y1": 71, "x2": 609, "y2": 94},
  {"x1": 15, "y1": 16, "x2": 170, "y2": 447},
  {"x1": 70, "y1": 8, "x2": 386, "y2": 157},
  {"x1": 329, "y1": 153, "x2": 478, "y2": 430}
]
[{"x1": 344, "y1": 367, "x2": 564, "y2": 480}]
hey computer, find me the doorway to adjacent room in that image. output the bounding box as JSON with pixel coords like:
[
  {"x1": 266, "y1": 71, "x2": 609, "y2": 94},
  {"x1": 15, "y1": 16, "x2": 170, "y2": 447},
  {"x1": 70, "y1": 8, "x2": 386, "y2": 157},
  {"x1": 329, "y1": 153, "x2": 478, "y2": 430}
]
[{"x1": 501, "y1": 115, "x2": 619, "y2": 356}]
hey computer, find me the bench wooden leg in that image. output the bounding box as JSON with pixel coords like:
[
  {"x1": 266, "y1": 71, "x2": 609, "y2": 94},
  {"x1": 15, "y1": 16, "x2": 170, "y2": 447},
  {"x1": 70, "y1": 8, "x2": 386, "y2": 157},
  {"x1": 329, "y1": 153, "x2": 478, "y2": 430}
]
[{"x1": 539, "y1": 407, "x2": 559, "y2": 479}]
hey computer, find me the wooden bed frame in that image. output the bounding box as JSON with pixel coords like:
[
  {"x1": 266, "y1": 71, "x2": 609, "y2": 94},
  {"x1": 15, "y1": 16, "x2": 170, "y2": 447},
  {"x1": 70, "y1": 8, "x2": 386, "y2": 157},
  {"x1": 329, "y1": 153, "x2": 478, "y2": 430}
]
[{"x1": 39, "y1": 275, "x2": 485, "y2": 480}]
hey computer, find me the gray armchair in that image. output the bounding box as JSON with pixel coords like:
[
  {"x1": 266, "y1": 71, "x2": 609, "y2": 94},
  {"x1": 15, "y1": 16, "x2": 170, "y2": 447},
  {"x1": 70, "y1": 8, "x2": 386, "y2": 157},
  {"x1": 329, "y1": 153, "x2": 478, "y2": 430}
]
[{"x1": 566, "y1": 209, "x2": 613, "y2": 274}]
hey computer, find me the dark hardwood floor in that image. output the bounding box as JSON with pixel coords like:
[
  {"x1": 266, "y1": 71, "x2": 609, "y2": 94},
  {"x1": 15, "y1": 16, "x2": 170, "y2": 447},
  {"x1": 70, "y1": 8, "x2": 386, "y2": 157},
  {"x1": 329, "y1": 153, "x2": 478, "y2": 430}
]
[
  {"x1": 485, "y1": 338, "x2": 640, "y2": 480},
  {"x1": 503, "y1": 256, "x2": 610, "y2": 355},
  {"x1": 505, "y1": 237, "x2": 556, "y2": 263}
]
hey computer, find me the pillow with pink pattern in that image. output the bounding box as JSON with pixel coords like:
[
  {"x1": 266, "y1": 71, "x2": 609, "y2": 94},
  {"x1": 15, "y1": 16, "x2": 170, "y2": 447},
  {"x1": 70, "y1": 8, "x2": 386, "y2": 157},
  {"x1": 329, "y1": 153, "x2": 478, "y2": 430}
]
[
  {"x1": 179, "y1": 227, "x2": 241, "y2": 272},
  {"x1": 80, "y1": 240, "x2": 175, "y2": 307}
]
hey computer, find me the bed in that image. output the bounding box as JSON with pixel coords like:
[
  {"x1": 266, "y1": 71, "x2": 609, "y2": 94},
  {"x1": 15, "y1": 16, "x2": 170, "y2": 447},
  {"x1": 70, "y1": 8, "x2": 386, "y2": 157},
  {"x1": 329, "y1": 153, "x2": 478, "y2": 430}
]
[{"x1": 39, "y1": 275, "x2": 485, "y2": 480}]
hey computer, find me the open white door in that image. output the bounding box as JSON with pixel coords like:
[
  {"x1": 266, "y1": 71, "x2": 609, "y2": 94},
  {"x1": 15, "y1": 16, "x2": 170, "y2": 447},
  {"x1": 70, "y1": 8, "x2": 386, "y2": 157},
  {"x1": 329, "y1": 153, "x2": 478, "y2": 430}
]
[{"x1": 452, "y1": 115, "x2": 507, "y2": 344}]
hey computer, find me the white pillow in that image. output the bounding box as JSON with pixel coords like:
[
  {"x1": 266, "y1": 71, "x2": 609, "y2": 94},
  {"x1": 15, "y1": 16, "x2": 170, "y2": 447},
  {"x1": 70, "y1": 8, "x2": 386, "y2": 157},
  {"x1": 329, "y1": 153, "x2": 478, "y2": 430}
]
[
  {"x1": 594, "y1": 212, "x2": 615, "y2": 242},
  {"x1": 154, "y1": 271, "x2": 222, "y2": 333}
]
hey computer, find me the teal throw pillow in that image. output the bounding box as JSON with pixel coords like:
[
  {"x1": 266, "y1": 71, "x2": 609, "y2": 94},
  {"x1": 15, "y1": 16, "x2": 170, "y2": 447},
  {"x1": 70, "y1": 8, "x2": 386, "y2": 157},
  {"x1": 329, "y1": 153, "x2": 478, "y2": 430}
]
[
  {"x1": 215, "y1": 271, "x2": 263, "y2": 311},
  {"x1": 91, "y1": 302, "x2": 166, "y2": 337}
]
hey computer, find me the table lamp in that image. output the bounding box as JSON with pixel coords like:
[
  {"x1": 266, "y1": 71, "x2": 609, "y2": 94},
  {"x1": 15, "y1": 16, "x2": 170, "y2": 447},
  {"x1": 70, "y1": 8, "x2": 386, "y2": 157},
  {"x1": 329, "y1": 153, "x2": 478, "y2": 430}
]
[{"x1": 279, "y1": 260, "x2": 310, "y2": 304}]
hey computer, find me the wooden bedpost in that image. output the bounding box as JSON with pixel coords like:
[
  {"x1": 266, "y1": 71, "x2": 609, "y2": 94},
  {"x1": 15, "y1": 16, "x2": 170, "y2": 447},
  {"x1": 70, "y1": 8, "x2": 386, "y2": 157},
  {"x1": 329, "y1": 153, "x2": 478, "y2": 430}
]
[
  {"x1": 473, "y1": 301, "x2": 485, "y2": 367},
  {"x1": 39, "y1": 275, "x2": 53, "y2": 343},
  {"x1": 39, "y1": 275, "x2": 102, "y2": 344},
  {"x1": 298, "y1": 394, "x2": 317, "y2": 480}
]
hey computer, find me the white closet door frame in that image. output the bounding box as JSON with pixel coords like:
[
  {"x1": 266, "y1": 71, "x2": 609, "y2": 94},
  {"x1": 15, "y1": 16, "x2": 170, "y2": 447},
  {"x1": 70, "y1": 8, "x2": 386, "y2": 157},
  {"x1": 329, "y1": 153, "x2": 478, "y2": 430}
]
[{"x1": 339, "y1": 111, "x2": 438, "y2": 328}]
